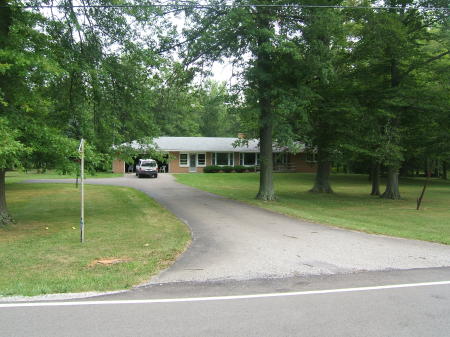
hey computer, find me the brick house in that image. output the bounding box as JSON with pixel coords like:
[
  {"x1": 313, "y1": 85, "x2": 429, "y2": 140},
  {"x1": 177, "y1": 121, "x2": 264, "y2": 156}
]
[{"x1": 112, "y1": 136, "x2": 317, "y2": 174}]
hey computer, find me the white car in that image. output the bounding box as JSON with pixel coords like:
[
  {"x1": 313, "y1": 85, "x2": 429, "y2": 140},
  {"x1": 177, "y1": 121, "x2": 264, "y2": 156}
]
[{"x1": 135, "y1": 159, "x2": 158, "y2": 178}]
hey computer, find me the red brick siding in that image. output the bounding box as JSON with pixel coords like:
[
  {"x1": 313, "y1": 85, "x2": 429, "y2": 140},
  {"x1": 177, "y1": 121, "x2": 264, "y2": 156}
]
[
  {"x1": 290, "y1": 153, "x2": 317, "y2": 173},
  {"x1": 112, "y1": 159, "x2": 125, "y2": 173},
  {"x1": 234, "y1": 153, "x2": 240, "y2": 166},
  {"x1": 206, "y1": 152, "x2": 213, "y2": 166},
  {"x1": 168, "y1": 152, "x2": 189, "y2": 173}
]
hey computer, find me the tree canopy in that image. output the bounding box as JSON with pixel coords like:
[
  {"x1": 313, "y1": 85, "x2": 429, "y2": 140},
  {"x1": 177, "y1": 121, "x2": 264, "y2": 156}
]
[{"x1": 1, "y1": 0, "x2": 449, "y2": 224}]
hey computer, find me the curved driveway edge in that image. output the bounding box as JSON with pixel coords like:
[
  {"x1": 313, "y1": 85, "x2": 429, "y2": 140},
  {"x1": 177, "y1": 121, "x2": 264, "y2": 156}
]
[{"x1": 25, "y1": 174, "x2": 450, "y2": 284}]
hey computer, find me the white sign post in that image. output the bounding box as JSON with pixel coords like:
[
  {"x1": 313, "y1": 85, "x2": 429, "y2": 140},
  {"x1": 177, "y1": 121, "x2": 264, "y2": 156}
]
[{"x1": 78, "y1": 139, "x2": 85, "y2": 243}]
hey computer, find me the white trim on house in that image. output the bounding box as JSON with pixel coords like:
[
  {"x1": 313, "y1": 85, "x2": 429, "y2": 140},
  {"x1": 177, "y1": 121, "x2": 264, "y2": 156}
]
[
  {"x1": 180, "y1": 152, "x2": 207, "y2": 168},
  {"x1": 179, "y1": 153, "x2": 189, "y2": 167},
  {"x1": 197, "y1": 153, "x2": 206, "y2": 167}
]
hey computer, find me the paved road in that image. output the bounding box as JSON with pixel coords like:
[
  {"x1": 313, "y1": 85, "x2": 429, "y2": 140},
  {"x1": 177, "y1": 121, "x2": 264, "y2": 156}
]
[
  {"x1": 28, "y1": 173, "x2": 450, "y2": 284},
  {"x1": 1, "y1": 268, "x2": 450, "y2": 337}
]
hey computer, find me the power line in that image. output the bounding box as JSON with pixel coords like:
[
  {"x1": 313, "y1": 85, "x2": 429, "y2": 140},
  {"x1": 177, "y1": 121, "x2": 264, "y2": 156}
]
[{"x1": 7, "y1": 3, "x2": 450, "y2": 12}]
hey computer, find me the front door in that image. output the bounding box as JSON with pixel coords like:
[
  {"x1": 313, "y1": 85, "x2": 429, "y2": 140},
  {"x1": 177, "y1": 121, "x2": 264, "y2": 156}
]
[{"x1": 189, "y1": 154, "x2": 197, "y2": 172}]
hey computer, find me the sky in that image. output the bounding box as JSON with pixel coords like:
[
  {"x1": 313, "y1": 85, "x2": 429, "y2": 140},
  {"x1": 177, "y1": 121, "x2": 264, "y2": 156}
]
[{"x1": 212, "y1": 62, "x2": 235, "y2": 83}]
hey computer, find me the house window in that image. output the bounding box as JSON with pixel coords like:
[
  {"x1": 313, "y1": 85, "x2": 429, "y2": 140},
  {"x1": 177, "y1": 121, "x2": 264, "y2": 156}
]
[
  {"x1": 216, "y1": 153, "x2": 228, "y2": 166},
  {"x1": 197, "y1": 153, "x2": 206, "y2": 166},
  {"x1": 306, "y1": 152, "x2": 316, "y2": 162},
  {"x1": 213, "y1": 153, "x2": 234, "y2": 166},
  {"x1": 240, "y1": 153, "x2": 258, "y2": 166},
  {"x1": 179, "y1": 153, "x2": 188, "y2": 166}
]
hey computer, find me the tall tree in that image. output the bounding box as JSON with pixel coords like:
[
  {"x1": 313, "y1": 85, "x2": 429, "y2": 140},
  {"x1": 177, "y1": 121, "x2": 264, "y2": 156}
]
[
  {"x1": 258, "y1": 0, "x2": 347, "y2": 193},
  {"x1": 349, "y1": 0, "x2": 449, "y2": 199},
  {"x1": 183, "y1": 0, "x2": 288, "y2": 200},
  {"x1": 0, "y1": 2, "x2": 61, "y2": 224},
  {"x1": 0, "y1": 0, "x2": 184, "y2": 224}
]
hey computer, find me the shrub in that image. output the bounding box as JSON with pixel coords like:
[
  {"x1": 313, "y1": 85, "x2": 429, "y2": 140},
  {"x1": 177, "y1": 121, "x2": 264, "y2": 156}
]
[
  {"x1": 222, "y1": 166, "x2": 233, "y2": 173},
  {"x1": 234, "y1": 165, "x2": 246, "y2": 173},
  {"x1": 204, "y1": 165, "x2": 220, "y2": 173}
]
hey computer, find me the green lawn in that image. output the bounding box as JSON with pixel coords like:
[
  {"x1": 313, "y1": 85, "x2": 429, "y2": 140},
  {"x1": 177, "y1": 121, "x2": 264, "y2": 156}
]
[
  {"x1": 5, "y1": 170, "x2": 123, "y2": 183},
  {"x1": 175, "y1": 173, "x2": 450, "y2": 245},
  {"x1": 0, "y1": 181, "x2": 190, "y2": 296}
]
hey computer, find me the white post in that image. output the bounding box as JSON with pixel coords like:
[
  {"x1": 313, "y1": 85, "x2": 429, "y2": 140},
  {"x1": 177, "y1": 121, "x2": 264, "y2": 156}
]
[{"x1": 79, "y1": 139, "x2": 85, "y2": 243}]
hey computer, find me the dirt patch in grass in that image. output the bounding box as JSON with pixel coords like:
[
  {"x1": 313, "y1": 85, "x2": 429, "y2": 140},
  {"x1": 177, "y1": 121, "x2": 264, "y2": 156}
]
[{"x1": 88, "y1": 258, "x2": 132, "y2": 267}]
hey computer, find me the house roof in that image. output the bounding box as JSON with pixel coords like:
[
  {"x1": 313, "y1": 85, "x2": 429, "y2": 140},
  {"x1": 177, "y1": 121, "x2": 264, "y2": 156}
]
[
  {"x1": 127, "y1": 137, "x2": 298, "y2": 153},
  {"x1": 155, "y1": 137, "x2": 262, "y2": 153}
]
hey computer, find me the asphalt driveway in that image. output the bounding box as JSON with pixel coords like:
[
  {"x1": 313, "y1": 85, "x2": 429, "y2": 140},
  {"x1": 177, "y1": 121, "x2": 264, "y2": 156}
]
[{"x1": 55, "y1": 173, "x2": 450, "y2": 284}]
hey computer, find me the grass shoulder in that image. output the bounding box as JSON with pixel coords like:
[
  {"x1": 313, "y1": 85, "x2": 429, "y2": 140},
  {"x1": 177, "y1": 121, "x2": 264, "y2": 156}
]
[
  {"x1": 174, "y1": 172, "x2": 450, "y2": 245},
  {"x1": 0, "y1": 180, "x2": 190, "y2": 296}
]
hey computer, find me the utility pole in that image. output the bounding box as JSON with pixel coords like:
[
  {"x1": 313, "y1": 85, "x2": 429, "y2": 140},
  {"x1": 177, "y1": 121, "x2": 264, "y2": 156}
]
[{"x1": 78, "y1": 139, "x2": 85, "y2": 243}]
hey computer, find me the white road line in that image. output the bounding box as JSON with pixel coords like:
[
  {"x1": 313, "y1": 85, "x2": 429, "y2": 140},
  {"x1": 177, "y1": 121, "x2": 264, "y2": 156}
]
[{"x1": 1, "y1": 280, "x2": 450, "y2": 308}]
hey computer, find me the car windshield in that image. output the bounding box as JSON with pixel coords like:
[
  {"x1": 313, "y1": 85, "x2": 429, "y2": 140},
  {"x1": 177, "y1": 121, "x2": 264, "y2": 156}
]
[{"x1": 141, "y1": 162, "x2": 156, "y2": 167}]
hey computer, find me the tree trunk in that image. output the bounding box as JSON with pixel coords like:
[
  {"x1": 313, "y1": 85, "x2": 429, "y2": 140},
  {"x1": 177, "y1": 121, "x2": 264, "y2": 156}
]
[
  {"x1": 380, "y1": 58, "x2": 401, "y2": 201},
  {"x1": 442, "y1": 161, "x2": 447, "y2": 180},
  {"x1": 255, "y1": 6, "x2": 275, "y2": 201},
  {"x1": 256, "y1": 74, "x2": 275, "y2": 200},
  {"x1": 434, "y1": 165, "x2": 439, "y2": 178},
  {"x1": 0, "y1": 169, "x2": 13, "y2": 226},
  {"x1": 256, "y1": 108, "x2": 275, "y2": 200},
  {"x1": 310, "y1": 159, "x2": 333, "y2": 193},
  {"x1": 370, "y1": 162, "x2": 381, "y2": 196},
  {"x1": 381, "y1": 166, "x2": 401, "y2": 199}
]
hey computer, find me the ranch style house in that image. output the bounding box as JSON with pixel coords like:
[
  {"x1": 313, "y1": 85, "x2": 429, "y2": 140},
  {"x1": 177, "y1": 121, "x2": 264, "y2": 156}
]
[{"x1": 112, "y1": 136, "x2": 317, "y2": 174}]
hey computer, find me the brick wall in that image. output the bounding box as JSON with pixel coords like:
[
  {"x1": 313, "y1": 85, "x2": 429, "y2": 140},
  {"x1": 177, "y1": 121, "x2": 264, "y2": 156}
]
[
  {"x1": 206, "y1": 152, "x2": 213, "y2": 166},
  {"x1": 167, "y1": 152, "x2": 212, "y2": 173},
  {"x1": 290, "y1": 153, "x2": 317, "y2": 173},
  {"x1": 234, "y1": 152, "x2": 240, "y2": 165},
  {"x1": 168, "y1": 152, "x2": 188, "y2": 173},
  {"x1": 112, "y1": 159, "x2": 125, "y2": 173}
]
